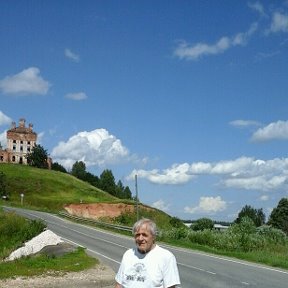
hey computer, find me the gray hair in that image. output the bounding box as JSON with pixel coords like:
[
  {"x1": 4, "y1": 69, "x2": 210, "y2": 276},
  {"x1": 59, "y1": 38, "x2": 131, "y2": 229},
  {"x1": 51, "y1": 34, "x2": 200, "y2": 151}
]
[{"x1": 132, "y1": 218, "x2": 158, "y2": 237}]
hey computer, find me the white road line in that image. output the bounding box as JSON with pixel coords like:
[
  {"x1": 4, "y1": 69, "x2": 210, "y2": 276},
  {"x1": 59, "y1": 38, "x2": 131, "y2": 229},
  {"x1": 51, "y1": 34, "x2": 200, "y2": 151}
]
[
  {"x1": 61, "y1": 236, "x2": 120, "y2": 264},
  {"x1": 178, "y1": 262, "x2": 216, "y2": 275}
]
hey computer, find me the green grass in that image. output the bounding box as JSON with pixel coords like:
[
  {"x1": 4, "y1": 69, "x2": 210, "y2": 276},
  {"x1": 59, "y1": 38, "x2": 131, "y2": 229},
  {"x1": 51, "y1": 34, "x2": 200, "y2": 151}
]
[
  {"x1": 0, "y1": 163, "x2": 118, "y2": 212},
  {"x1": 0, "y1": 247, "x2": 98, "y2": 279},
  {"x1": 0, "y1": 163, "x2": 174, "y2": 227}
]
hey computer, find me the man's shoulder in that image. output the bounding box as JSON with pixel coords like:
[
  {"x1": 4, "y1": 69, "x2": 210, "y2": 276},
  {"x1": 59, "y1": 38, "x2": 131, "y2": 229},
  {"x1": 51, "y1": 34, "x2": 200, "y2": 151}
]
[
  {"x1": 153, "y1": 245, "x2": 174, "y2": 258},
  {"x1": 122, "y1": 247, "x2": 136, "y2": 258}
]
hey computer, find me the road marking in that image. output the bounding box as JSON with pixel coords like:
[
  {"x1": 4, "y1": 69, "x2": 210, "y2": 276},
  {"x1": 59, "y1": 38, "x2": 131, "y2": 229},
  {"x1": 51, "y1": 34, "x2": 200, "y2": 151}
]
[
  {"x1": 87, "y1": 248, "x2": 121, "y2": 264},
  {"x1": 178, "y1": 262, "x2": 216, "y2": 275},
  {"x1": 61, "y1": 236, "x2": 121, "y2": 264},
  {"x1": 51, "y1": 221, "x2": 130, "y2": 249}
]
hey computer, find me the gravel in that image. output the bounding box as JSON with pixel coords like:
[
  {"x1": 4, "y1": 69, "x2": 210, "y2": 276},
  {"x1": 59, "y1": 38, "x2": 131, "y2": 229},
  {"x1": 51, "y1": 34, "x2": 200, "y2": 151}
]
[{"x1": 6, "y1": 229, "x2": 64, "y2": 261}]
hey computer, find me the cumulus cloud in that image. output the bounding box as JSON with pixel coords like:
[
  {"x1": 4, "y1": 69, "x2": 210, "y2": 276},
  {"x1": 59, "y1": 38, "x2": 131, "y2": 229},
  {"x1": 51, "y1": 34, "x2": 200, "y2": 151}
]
[
  {"x1": 269, "y1": 12, "x2": 288, "y2": 33},
  {"x1": 128, "y1": 163, "x2": 195, "y2": 185},
  {"x1": 251, "y1": 120, "x2": 288, "y2": 141},
  {"x1": 129, "y1": 156, "x2": 288, "y2": 192},
  {"x1": 65, "y1": 92, "x2": 87, "y2": 100},
  {"x1": 151, "y1": 199, "x2": 170, "y2": 212},
  {"x1": 0, "y1": 67, "x2": 50, "y2": 96},
  {"x1": 51, "y1": 128, "x2": 129, "y2": 169},
  {"x1": 65, "y1": 48, "x2": 80, "y2": 62},
  {"x1": 184, "y1": 196, "x2": 227, "y2": 214},
  {"x1": 174, "y1": 23, "x2": 257, "y2": 60},
  {"x1": 0, "y1": 111, "x2": 12, "y2": 126},
  {"x1": 229, "y1": 119, "x2": 261, "y2": 128}
]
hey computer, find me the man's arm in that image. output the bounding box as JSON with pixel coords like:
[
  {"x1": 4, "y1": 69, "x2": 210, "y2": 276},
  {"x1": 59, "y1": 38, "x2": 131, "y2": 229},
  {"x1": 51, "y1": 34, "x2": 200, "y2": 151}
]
[{"x1": 115, "y1": 282, "x2": 122, "y2": 288}]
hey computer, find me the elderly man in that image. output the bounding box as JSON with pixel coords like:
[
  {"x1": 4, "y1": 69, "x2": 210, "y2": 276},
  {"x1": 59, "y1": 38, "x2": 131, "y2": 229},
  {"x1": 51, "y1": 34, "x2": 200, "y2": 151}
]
[{"x1": 115, "y1": 218, "x2": 181, "y2": 288}]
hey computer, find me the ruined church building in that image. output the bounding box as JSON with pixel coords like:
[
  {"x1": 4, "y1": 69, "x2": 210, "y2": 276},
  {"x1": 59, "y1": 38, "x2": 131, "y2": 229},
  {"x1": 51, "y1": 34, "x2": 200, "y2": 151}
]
[{"x1": 0, "y1": 118, "x2": 37, "y2": 165}]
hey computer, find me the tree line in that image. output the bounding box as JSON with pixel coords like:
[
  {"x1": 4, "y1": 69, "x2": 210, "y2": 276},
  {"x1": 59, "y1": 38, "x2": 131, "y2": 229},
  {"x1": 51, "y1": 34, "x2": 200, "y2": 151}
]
[{"x1": 187, "y1": 202, "x2": 288, "y2": 236}]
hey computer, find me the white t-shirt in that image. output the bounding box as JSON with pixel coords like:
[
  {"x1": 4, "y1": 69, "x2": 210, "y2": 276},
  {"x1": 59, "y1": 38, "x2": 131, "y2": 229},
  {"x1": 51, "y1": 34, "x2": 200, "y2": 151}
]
[{"x1": 115, "y1": 244, "x2": 181, "y2": 288}]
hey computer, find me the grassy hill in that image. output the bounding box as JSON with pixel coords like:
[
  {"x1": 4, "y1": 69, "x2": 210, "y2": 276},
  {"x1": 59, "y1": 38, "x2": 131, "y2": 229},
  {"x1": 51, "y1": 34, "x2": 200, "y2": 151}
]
[
  {"x1": 0, "y1": 163, "x2": 176, "y2": 229},
  {"x1": 0, "y1": 163, "x2": 118, "y2": 212}
]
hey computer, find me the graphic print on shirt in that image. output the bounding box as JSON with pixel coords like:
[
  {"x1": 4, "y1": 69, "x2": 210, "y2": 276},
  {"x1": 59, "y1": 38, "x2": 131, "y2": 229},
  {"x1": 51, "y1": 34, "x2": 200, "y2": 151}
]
[{"x1": 125, "y1": 262, "x2": 147, "y2": 283}]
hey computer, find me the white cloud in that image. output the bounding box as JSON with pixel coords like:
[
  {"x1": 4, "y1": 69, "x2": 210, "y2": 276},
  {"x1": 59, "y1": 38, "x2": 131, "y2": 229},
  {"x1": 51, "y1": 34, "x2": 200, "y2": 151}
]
[
  {"x1": 65, "y1": 92, "x2": 87, "y2": 100},
  {"x1": 65, "y1": 48, "x2": 80, "y2": 62},
  {"x1": 248, "y1": 2, "x2": 266, "y2": 17},
  {"x1": 151, "y1": 199, "x2": 170, "y2": 212},
  {"x1": 0, "y1": 130, "x2": 7, "y2": 148},
  {"x1": 229, "y1": 119, "x2": 261, "y2": 128},
  {"x1": 251, "y1": 120, "x2": 288, "y2": 141},
  {"x1": 269, "y1": 12, "x2": 288, "y2": 33},
  {"x1": 0, "y1": 67, "x2": 50, "y2": 95},
  {"x1": 0, "y1": 111, "x2": 12, "y2": 126},
  {"x1": 184, "y1": 196, "x2": 227, "y2": 214},
  {"x1": 37, "y1": 132, "x2": 45, "y2": 145},
  {"x1": 128, "y1": 163, "x2": 194, "y2": 184},
  {"x1": 51, "y1": 128, "x2": 129, "y2": 169},
  {"x1": 260, "y1": 195, "x2": 269, "y2": 201},
  {"x1": 174, "y1": 23, "x2": 257, "y2": 60},
  {"x1": 130, "y1": 156, "x2": 288, "y2": 192}
]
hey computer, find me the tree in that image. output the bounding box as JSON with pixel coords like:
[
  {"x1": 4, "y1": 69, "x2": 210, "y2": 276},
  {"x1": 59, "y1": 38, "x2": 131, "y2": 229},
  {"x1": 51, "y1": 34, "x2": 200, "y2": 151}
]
[
  {"x1": 170, "y1": 217, "x2": 185, "y2": 228},
  {"x1": 26, "y1": 144, "x2": 49, "y2": 169},
  {"x1": 71, "y1": 161, "x2": 87, "y2": 180},
  {"x1": 268, "y1": 198, "x2": 288, "y2": 235},
  {"x1": 99, "y1": 169, "x2": 116, "y2": 196},
  {"x1": 123, "y1": 186, "x2": 132, "y2": 199},
  {"x1": 235, "y1": 205, "x2": 265, "y2": 227},
  {"x1": 84, "y1": 171, "x2": 100, "y2": 187},
  {"x1": 51, "y1": 162, "x2": 67, "y2": 173},
  {"x1": 115, "y1": 180, "x2": 132, "y2": 199},
  {"x1": 192, "y1": 218, "x2": 214, "y2": 231},
  {"x1": 115, "y1": 180, "x2": 125, "y2": 198}
]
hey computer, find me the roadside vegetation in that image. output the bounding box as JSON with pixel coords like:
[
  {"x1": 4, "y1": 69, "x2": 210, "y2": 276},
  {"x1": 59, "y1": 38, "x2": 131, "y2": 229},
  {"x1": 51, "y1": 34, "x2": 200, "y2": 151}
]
[
  {"x1": 0, "y1": 208, "x2": 98, "y2": 279},
  {"x1": 158, "y1": 216, "x2": 288, "y2": 269}
]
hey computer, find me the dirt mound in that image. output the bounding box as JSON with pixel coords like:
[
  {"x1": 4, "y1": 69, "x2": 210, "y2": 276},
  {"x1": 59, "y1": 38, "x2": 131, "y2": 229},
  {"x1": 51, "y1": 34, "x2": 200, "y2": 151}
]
[{"x1": 64, "y1": 203, "x2": 136, "y2": 219}]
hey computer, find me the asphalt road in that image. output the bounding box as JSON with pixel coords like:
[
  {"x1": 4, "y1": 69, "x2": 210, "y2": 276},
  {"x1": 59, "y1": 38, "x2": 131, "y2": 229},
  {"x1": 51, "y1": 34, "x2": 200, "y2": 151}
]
[{"x1": 3, "y1": 206, "x2": 288, "y2": 288}]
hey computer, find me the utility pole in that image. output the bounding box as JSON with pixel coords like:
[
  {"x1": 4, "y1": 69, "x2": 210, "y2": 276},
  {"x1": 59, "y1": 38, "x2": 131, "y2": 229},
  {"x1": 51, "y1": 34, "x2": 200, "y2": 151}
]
[{"x1": 135, "y1": 174, "x2": 139, "y2": 221}]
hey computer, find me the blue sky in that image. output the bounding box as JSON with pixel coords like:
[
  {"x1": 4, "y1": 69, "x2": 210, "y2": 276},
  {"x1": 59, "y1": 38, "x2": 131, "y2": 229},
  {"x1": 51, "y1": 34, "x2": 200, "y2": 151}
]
[{"x1": 1, "y1": 1, "x2": 288, "y2": 222}]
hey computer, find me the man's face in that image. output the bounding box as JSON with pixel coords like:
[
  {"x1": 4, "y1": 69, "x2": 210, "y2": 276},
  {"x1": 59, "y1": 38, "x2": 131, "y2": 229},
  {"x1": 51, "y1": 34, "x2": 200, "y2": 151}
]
[{"x1": 134, "y1": 224, "x2": 155, "y2": 253}]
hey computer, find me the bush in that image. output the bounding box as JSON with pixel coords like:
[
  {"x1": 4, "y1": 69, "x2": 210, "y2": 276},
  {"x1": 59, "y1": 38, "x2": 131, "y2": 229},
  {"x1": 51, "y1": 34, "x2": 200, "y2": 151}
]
[
  {"x1": 191, "y1": 218, "x2": 214, "y2": 231},
  {"x1": 256, "y1": 225, "x2": 288, "y2": 245},
  {"x1": 169, "y1": 217, "x2": 186, "y2": 228},
  {"x1": 160, "y1": 227, "x2": 189, "y2": 241},
  {"x1": 188, "y1": 229, "x2": 217, "y2": 246},
  {"x1": 113, "y1": 211, "x2": 136, "y2": 226}
]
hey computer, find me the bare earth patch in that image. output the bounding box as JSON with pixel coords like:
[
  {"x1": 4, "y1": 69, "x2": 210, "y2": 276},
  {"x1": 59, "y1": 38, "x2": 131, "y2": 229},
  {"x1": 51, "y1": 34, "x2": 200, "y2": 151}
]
[
  {"x1": 64, "y1": 202, "x2": 152, "y2": 219},
  {"x1": 0, "y1": 265, "x2": 115, "y2": 288}
]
